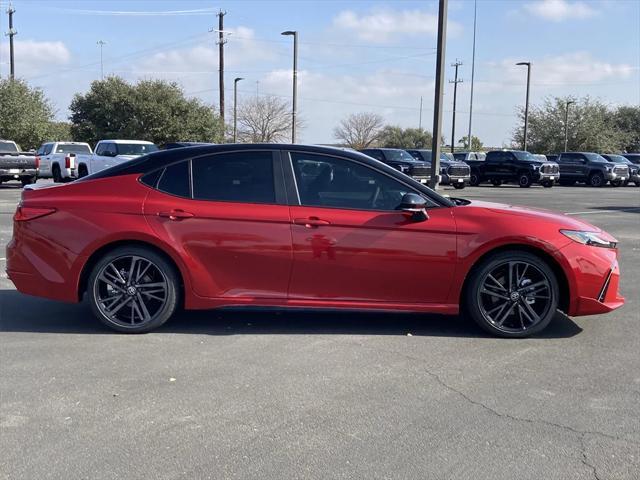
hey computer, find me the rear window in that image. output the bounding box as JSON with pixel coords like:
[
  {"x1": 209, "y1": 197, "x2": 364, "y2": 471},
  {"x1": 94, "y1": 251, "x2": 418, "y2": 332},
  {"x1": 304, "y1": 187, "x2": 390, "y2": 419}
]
[
  {"x1": 0, "y1": 141, "x2": 18, "y2": 153},
  {"x1": 55, "y1": 143, "x2": 92, "y2": 154}
]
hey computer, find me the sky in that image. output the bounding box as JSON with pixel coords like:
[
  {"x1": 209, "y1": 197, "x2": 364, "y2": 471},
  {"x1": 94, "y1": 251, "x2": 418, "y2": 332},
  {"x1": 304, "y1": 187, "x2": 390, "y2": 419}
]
[{"x1": 0, "y1": 0, "x2": 638, "y2": 147}]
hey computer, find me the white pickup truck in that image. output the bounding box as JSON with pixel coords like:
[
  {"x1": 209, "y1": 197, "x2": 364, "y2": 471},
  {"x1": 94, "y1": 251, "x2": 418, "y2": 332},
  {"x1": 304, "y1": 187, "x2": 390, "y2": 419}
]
[{"x1": 37, "y1": 140, "x2": 158, "y2": 181}]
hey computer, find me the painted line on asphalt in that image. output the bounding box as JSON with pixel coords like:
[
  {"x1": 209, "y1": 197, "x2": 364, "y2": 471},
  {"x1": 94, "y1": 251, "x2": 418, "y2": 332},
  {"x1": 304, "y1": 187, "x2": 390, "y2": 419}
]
[{"x1": 566, "y1": 209, "x2": 640, "y2": 216}]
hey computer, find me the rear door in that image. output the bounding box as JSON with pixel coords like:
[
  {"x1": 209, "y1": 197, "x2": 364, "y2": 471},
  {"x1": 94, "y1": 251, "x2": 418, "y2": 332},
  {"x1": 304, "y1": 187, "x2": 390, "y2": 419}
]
[
  {"x1": 143, "y1": 150, "x2": 293, "y2": 300},
  {"x1": 285, "y1": 150, "x2": 457, "y2": 306}
]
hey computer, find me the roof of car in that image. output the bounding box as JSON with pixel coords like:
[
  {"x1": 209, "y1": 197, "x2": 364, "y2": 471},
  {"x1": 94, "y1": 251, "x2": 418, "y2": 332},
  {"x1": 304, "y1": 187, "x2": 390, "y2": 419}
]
[
  {"x1": 361, "y1": 147, "x2": 409, "y2": 151},
  {"x1": 98, "y1": 139, "x2": 155, "y2": 144}
]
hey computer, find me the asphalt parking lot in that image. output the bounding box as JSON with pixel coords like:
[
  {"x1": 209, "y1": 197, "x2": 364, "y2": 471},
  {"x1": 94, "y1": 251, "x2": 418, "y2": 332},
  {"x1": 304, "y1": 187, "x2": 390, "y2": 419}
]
[{"x1": 1, "y1": 181, "x2": 639, "y2": 480}]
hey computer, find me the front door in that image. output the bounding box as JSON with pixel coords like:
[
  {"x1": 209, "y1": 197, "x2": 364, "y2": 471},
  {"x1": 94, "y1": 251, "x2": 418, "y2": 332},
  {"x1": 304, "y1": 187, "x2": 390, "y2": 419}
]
[
  {"x1": 286, "y1": 151, "x2": 457, "y2": 306},
  {"x1": 143, "y1": 151, "x2": 292, "y2": 300}
]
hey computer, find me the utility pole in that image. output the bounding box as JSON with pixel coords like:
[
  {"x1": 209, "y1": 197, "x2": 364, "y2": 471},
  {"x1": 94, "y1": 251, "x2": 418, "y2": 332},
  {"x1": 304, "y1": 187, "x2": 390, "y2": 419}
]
[
  {"x1": 449, "y1": 60, "x2": 463, "y2": 154},
  {"x1": 516, "y1": 61, "x2": 531, "y2": 150},
  {"x1": 564, "y1": 100, "x2": 575, "y2": 152},
  {"x1": 429, "y1": 0, "x2": 448, "y2": 190},
  {"x1": 255, "y1": 80, "x2": 259, "y2": 99},
  {"x1": 281, "y1": 30, "x2": 298, "y2": 143},
  {"x1": 216, "y1": 10, "x2": 227, "y2": 126},
  {"x1": 97, "y1": 40, "x2": 106, "y2": 80},
  {"x1": 419, "y1": 96, "x2": 423, "y2": 130},
  {"x1": 467, "y1": 0, "x2": 477, "y2": 150},
  {"x1": 233, "y1": 77, "x2": 244, "y2": 143},
  {"x1": 6, "y1": 3, "x2": 17, "y2": 80}
]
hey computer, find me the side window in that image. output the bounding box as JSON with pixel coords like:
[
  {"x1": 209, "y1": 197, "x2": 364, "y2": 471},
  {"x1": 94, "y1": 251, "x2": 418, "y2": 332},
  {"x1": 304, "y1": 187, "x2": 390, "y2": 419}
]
[
  {"x1": 95, "y1": 143, "x2": 105, "y2": 155},
  {"x1": 43, "y1": 143, "x2": 53, "y2": 155},
  {"x1": 36, "y1": 145, "x2": 46, "y2": 156},
  {"x1": 291, "y1": 152, "x2": 419, "y2": 211},
  {"x1": 363, "y1": 150, "x2": 384, "y2": 161},
  {"x1": 192, "y1": 151, "x2": 275, "y2": 204},
  {"x1": 157, "y1": 161, "x2": 190, "y2": 198}
]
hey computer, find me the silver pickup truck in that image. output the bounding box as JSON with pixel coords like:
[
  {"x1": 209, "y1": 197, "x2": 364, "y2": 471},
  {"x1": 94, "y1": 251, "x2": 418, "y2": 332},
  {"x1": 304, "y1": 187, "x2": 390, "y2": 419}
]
[{"x1": 0, "y1": 140, "x2": 38, "y2": 187}]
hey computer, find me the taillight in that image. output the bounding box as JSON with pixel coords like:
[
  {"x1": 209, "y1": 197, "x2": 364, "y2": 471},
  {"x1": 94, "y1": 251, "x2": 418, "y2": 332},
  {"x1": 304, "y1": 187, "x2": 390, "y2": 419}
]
[
  {"x1": 35, "y1": 156, "x2": 41, "y2": 169},
  {"x1": 14, "y1": 205, "x2": 56, "y2": 222},
  {"x1": 65, "y1": 154, "x2": 76, "y2": 169}
]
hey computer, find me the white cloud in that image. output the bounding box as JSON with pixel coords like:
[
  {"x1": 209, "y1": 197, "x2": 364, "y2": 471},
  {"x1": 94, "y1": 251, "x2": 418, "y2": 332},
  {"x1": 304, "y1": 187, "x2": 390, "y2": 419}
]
[
  {"x1": 524, "y1": 0, "x2": 598, "y2": 22},
  {"x1": 333, "y1": 8, "x2": 462, "y2": 43},
  {"x1": 0, "y1": 40, "x2": 71, "y2": 77}
]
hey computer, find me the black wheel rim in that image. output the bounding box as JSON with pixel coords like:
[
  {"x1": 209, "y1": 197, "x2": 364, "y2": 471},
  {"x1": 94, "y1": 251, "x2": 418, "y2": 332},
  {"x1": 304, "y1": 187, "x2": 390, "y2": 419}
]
[
  {"x1": 591, "y1": 175, "x2": 602, "y2": 186},
  {"x1": 94, "y1": 255, "x2": 168, "y2": 328},
  {"x1": 476, "y1": 260, "x2": 553, "y2": 334}
]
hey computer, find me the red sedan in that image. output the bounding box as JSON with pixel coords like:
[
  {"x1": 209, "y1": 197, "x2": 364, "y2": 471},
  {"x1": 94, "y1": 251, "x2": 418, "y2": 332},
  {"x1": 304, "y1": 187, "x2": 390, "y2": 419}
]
[{"x1": 6, "y1": 145, "x2": 624, "y2": 337}]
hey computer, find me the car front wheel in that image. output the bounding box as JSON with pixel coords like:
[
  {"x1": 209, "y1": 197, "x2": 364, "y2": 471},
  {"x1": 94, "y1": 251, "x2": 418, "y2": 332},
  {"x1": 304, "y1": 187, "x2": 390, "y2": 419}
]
[
  {"x1": 88, "y1": 246, "x2": 180, "y2": 333},
  {"x1": 518, "y1": 173, "x2": 532, "y2": 188},
  {"x1": 589, "y1": 172, "x2": 605, "y2": 187},
  {"x1": 453, "y1": 182, "x2": 466, "y2": 190},
  {"x1": 464, "y1": 251, "x2": 559, "y2": 338}
]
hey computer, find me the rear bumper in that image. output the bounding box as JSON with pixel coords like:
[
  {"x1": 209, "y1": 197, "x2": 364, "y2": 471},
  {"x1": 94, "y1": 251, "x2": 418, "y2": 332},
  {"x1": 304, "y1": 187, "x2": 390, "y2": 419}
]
[{"x1": 0, "y1": 168, "x2": 37, "y2": 179}]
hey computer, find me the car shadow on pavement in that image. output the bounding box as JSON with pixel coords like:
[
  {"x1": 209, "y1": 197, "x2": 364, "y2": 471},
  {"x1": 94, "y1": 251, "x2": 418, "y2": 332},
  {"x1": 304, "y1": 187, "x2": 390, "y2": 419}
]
[
  {"x1": 0, "y1": 290, "x2": 583, "y2": 339},
  {"x1": 590, "y1": 206, "x2": 640, "y2": 214}
]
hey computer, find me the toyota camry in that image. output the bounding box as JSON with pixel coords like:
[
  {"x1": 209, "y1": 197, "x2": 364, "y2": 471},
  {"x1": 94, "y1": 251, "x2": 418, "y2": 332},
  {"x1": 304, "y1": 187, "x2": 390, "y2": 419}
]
[{"x1": 6, "y1": 144, "x2": 624, "y2": 337}]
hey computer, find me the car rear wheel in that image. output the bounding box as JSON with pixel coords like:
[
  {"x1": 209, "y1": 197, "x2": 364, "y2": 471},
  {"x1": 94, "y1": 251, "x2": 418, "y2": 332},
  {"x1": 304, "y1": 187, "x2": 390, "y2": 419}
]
[
  {"x1": 52, "y1": 165, "x2": 62, "y2": 183},
  {"x1": 21, "y1": 177, "x2": 36, "y2": 187},
  {"x1": 464, "y1": 251, "x2": 559, "y2": 338},
  {"x1": 518, "y1": 173, "x2": 532, "y2": 188},
  {"x1": 589, "y1": 172, "x2": 605, "y2": 187},
  {"x1": 88, "y1": 246, "x2": 179, "y2": 333},
  {"x1": 78, "y1": 165, "x2": 89, "y2": 178}
]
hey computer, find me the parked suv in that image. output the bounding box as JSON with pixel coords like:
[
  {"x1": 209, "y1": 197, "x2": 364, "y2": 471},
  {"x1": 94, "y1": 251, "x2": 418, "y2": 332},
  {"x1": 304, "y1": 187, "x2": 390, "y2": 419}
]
[
  {"x1": 601, "y1": 154, "x2": 639, "y2": 187},
  {"x1": 466, "y1": 150, "x2": 559, "y2": 188},
  {"x1": 406, "y1": 149, "x2": 470, "y2": 189},
  {"x1": 557, "y1": 152, "x2": 628, "y2": 187},
  {"x1": 359, "y1": 148, "x2": 431, "y2": 184}
]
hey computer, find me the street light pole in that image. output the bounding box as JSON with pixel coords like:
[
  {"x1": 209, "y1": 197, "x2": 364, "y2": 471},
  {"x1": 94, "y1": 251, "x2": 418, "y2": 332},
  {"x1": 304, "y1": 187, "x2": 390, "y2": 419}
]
[
  {"x1": 233, "y1": 77, "x2": 244, "y2": 143},
  {"x1": 516, "y1": 62, "x2": 531, "y2": 151},
  {"x1": 97, "y1": 40, "x2": 106, "y2": 80},
  {"x1": 281, "y1": 30, "x2": 298, "y2": 143},
  {"x1": 429, "y1": 0, "x2": 448, "y2": 190},
  {"x1": 564, "y1": 100, "x2": 574, "y2": 152}
]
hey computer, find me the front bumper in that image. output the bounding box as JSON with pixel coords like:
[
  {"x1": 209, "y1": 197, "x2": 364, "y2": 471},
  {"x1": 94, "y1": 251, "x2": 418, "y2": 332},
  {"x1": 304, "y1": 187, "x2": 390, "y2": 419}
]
[
  {"x1": 535, "y1": 172, "x2": 559, "y2": 183},
  {"x1": 440, "y1": 174, "x2": 470, "y2": 185},
  {"x1": 560, "y1": 241, "x2": 624, "y2": 316},
  {"x1": 605, "y1": 172, "x2": 629, "y2": 182},
  {"x1": 412, "y1": 175, "x2": 431, "y2": 185}
]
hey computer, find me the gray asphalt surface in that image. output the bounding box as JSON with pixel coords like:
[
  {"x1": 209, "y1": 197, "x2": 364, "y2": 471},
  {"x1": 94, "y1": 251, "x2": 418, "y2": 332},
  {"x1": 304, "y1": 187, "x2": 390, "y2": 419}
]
[{"x1": 1, "y1": 180, "x2": 639, "y2": 479}]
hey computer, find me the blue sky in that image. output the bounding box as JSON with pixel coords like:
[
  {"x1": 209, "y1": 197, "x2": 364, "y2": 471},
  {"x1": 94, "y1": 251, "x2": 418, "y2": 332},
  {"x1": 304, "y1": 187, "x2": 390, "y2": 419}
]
[{"x1": 1, "y1": 0, "x2": 638, "y2": 147}]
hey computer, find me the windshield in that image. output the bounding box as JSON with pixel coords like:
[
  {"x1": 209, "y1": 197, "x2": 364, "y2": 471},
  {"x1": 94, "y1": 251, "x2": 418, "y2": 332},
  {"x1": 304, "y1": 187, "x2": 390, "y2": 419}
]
[
  {"x1": 117, "y1": 143, "x2": 158, "y2": 156},
  {"x1": 512, "y1": 151, "x2": 538, "y2": 161},
  {"x1": 384, "y1": 149, "x2": 419, "y2": 162},
  {"x1": 414, "y1": 151, "x2": 448, "y2": 163},
  {"x1": 0, "y1": 141, "x2": 19, "y2": 153},
  {"x1": 583, "y1": 153, "x2": 607, "y2": 163},
  {"x1": 56, "y1": 143, "x2": 92, "y2": 154}
]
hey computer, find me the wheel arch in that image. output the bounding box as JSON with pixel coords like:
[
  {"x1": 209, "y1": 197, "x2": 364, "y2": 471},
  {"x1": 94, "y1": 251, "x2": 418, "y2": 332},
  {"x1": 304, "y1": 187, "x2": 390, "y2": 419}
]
[
  {"x1": 77, "y1": 239, "x2": 186, "y2": 305},
  {"x1": 459, "y1": 243, "x2": 571, "y2": 314}
]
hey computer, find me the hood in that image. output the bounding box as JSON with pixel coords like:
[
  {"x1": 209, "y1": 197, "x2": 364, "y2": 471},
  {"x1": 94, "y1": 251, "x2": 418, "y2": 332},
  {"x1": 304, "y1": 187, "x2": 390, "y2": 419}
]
[{"x1": 465, "y1": 200, "x2": 602, "y2": 232}]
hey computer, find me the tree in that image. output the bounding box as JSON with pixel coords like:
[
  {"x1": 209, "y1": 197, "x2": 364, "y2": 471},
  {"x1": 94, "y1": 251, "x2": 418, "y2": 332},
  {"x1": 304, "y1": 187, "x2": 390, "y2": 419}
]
[
  {"x1": 70, "y1": 77, "x2": 224, "y2": 145},
  {"x1": 512, "y1": 96, "x2": 625, "y2": 153},
  {"x1": 458, "y1": 135, "x2": 483, "y2": 151},
  {"x1": 0, "y1": 79, "x2": 58, "y2": 149},
  {"x1": 236, "y1": 95, "x2": 301, "y2": 143},
  {"x1": 333, "y1": 112, "x2": 384, "y2": 149},
  {"x1": 613, "y1": 106, "x2": 640, "y2": 152},
  {"x1": 378, "y1": 126, "x2": 433, "y2": 149}
]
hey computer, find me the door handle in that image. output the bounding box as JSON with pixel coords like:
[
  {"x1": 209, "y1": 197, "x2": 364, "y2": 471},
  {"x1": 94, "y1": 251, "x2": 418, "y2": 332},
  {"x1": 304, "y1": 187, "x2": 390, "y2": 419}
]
[
  {"x1": 158, "y1": 210, "x2": 195, "y2": 221},
  {"x1": 293, "y1": 217, "x2": 330, "y2": 228}
]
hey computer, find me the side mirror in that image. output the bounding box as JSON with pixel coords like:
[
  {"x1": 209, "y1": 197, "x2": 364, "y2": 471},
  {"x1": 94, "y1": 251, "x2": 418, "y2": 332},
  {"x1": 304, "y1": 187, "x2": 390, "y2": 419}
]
[{"x1": 398, "y1": 193, "x2": 429, "y2": 222}]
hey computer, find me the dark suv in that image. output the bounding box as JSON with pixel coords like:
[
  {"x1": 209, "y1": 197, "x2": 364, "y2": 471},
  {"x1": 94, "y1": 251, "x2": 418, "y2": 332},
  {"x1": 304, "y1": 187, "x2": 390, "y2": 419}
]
[
  {"x1": 406, "y1": 149, "x2": 470, "y2": 189},
  {"x1": 557, "y1": 152, "x2": 629, "y2": 187},
  {"x1": 359, "y1": 148, "x2": 431, "y2": 184},
  {"x1": 466, "y1": 150, "x2": 559, "y2": 188}
]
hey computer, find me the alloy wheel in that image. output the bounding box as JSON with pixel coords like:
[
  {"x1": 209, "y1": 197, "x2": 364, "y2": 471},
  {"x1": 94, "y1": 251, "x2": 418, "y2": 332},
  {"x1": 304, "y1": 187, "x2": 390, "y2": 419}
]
[
  {"x1": 93, "y1": 255, "x2": 169, "y2": 328},
  {"x1": 476, "y1": 260, "x2": 553, "y2": 334}
]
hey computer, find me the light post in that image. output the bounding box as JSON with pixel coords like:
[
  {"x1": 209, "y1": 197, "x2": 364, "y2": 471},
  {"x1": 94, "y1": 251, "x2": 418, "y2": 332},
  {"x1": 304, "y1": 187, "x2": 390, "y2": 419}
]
[
  {"x1": 564, "y1": 100, "x2": 575, "y2": 152},
  {"x1": 97, "y1": 40, "x2": 106, "y2": 80},
  {"x1": 233, "y1": 77, "x2": 244, "y2": 143},
  {"x1": 281, "y1": 30, "x2": 298, "y2": 143},
  {"x1": 516, "y1": 61, "x2": 531, "y2": 151}
]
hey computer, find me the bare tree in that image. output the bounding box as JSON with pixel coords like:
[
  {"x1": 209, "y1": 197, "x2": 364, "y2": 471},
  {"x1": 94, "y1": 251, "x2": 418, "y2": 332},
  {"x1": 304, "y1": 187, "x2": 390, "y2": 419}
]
[
  {"x1": 237, "y1": 95, "x2": 301, "y2": 143},
  {"x1": 333, "y1": 112, "x2": 385, "y2": 149}
]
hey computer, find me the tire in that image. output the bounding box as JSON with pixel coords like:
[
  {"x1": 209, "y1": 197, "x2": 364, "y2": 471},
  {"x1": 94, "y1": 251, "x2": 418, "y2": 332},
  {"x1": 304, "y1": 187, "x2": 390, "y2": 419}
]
[
  {"x1": 87, "y1": 246, "x2": 180, "y2": 333},
  {"x1": 610, "y1": 180, "x2": 622, "y2": 187},
  {"x1": 635, "y1": 181, "x2": 640, "y2": 187},
  {"x1": 464, "y1": 250, "x2": 559, "y2": 338},
  {"x1": 491, "y1": 179, "x2": 502, "y2": 187},
  {"x1": 518, "y1": 172, "x2": 532, "y2": 188},
  {"x1": 78, "y1": 164, "x2": 89, "y2": 178},
  {"x1": 470, "y1": 173, "x2": 480, "y2": 186},
  {"x1": 21, "y1": 176, "x2": 36, "y2": 187},
  {"x1": 453, "y1": 182, "x2": 466, "y2": 190},
  {"x1": 541, "y1": 180, "x2": 554, "y2": 188},
  {"x1": 52, "y1": 164, "x2": 62, "y2": 183},
  {"x1": 589, "y1": 172, "x2": 605, "y2": 187}
]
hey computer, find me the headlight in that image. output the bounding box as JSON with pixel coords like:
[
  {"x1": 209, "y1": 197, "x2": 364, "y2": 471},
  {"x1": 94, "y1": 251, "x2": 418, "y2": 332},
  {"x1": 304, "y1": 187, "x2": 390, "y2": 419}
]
[
  {"x1": 560, "y1": 230, "x2": 617, "y2": 248},
  {"x1": 605, "y1": 166, "x2": 613, "y2": 172},
  {"x1": 532, "y1": 164, "x2": 540, "y2": 170}
]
